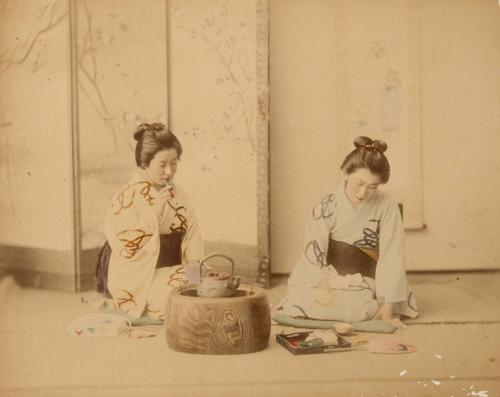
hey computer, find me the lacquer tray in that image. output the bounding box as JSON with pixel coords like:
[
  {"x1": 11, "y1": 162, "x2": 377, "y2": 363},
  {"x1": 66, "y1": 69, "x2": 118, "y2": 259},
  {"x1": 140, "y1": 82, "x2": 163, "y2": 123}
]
[{"x1": 276, "y1": 331, "x2": 353, "y2": 355}]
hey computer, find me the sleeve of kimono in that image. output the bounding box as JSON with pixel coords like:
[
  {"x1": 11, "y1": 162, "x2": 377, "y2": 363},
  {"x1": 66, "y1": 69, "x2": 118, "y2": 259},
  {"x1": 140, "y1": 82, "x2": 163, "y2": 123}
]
[
  {"x1": 289, "y1": 194, "x2": 336, "y2": 288},
  {"x1": 375, "y1": 199, "x2": 410, "y2": 303},
  {"x1": 176, "y1": 186, "x2": 205, "y2": 263},
  {"x1": 103, "y1": 182, "x2": 159, "y2": 319}
]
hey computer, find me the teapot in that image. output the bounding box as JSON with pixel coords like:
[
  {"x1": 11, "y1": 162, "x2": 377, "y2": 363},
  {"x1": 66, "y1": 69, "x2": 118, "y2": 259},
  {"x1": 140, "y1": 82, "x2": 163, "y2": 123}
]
[{"x1": 196, "y1": 253, "x2": 241, "y2": 298}]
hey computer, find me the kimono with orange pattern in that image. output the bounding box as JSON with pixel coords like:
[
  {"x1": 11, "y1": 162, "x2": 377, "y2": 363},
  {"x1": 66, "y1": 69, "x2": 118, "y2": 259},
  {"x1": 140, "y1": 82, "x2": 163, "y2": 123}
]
[{"x1": 104, "y1": 169, "x2": 204, "y2": 319}]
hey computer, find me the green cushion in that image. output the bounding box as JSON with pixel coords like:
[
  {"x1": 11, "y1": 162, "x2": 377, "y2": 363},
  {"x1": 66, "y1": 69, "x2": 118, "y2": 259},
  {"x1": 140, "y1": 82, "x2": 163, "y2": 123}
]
[
  {"x1": 99, "y1": 306, "x2": 163, "y2": 326},
  {"x1": 273, "y1": 313, "x2": 395, "y2": 333}
]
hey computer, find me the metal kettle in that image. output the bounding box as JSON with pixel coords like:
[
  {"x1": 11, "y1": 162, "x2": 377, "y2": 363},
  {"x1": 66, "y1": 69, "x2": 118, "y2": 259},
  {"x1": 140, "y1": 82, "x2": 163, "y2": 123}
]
[{"x1": 196, "y1": 253, "x2": 241, "y2": 298}]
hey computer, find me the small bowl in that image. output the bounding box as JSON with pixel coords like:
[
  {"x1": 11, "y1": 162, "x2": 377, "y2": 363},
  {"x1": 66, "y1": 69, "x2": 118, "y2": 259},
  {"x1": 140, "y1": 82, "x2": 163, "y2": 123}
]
[{"x1": 334, "y1": 322, "x2": 354, "y2": 335}]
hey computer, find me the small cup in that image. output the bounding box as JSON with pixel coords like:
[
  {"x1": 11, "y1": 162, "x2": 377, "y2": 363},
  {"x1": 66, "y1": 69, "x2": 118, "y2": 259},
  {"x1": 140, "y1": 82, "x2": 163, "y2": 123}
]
[{"x1": 185, "y1": 261, "x2": 202, "y2": 284}]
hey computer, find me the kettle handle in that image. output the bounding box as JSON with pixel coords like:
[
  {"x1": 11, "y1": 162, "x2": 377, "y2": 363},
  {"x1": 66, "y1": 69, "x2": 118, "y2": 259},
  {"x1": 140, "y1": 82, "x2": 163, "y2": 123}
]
[{"x1": 199, "y1": 253, "x2": 235, "y2": 281}]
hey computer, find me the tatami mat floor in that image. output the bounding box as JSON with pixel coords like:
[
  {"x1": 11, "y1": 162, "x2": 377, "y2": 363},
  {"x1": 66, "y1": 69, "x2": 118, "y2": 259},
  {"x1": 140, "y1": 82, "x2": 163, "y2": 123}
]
[{"x1": 0, "y1": 272, "x2": 499, "y2": 397}]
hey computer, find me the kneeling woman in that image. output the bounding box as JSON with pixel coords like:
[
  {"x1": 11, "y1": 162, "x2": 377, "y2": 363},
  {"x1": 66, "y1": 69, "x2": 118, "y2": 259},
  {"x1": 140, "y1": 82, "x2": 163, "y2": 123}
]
[
  {"x1": 96, "y1": 123, "x2": 204, "y2": 320},
  {"x1": 277, "y1": 137, "x2": 418, "y2": 328}
]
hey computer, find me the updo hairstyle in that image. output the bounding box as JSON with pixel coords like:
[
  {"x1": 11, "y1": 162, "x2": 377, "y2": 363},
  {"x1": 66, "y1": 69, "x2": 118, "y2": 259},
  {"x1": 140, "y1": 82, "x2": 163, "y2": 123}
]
[{"x1": 340, "y1": 136, "x2": 390, "y2": 183}]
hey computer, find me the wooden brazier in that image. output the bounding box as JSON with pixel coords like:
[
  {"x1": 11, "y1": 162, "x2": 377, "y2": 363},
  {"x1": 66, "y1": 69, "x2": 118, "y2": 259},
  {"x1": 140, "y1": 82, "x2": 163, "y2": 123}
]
[{"x1": 165, "y1": 285, "x2": 271, "y2": 354}]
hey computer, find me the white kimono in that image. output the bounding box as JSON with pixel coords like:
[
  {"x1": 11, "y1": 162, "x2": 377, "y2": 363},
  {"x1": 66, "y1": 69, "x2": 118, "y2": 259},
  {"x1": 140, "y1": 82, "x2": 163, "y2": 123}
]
[
  {"x1": 104, "y1": 169, "x2": 204, "y2": 319},
  {"x1": 277, "y1": 183, "x2": 418, "y2": 323}
]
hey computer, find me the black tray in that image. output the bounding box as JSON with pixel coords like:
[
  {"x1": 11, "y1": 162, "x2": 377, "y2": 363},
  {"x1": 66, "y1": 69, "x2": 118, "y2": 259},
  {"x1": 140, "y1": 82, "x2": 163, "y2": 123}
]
[{"x1": 276, "y1": 331, "x2": 353, "y2": 355}]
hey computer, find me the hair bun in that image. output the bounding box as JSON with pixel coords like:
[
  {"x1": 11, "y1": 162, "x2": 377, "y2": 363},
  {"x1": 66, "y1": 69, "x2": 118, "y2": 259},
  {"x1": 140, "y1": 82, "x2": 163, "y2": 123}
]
[
  {"x1": 133, "y1": 123, "x2": 148, "y2": 141},
  {"x1": 354, "y1": 136, "x2": 373, "y2": 149},
  {"x1": 372, "y1": 139, "x2": 388, "y2": 154},
  {"x1": 133, "y1": 122, "x2": 166, "y2": 141},
  {"x1": 353, "y1": 136, "x2": 388, "y2": 154}
]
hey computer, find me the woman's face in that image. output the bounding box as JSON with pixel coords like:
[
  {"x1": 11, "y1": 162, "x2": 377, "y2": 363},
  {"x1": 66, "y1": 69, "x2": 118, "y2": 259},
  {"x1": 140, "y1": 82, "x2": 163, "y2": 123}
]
[
  {"x1": 144, "y1": 148, "x2": 178, "y2": 186},
  {"x1": 345, "y1": 168, "x2": 381, "y2": 208}
]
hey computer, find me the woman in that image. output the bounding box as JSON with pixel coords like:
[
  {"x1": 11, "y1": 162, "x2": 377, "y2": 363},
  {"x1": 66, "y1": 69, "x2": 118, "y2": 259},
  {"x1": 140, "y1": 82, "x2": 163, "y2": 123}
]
[
  {"x1": 276, "y1": 136, "x2": 418, "y2": 329},
  {"x1": 95, "y1": 123, "x2": 204, "y2": 320}
]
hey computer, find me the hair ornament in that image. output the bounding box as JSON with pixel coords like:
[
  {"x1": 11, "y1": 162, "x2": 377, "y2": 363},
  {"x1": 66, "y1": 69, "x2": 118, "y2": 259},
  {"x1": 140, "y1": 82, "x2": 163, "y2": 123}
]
[
  {"x1": 362, "y1": 143, "x2": 378, "y2": 151},
  {"x1": 357, "y1": 139, "x2": 387, "y2": 154},
  {"x1": 146, "y1": 122, "x2": 165, "y2": 131},
  {"x1": 133, "y1": 122, "x2": 166, "y2": 140}
]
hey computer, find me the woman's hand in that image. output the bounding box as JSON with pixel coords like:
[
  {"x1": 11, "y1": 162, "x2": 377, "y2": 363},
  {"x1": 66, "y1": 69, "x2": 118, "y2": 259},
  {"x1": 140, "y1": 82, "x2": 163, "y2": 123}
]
[
  {"x1": 156, "y1": 186, "x2": 174, "y2": 202},
  {"x1": 374, "y1": 303, "x2": 407, "y2": 330},
  {"x1": 153, "y1": 186, "x2": 174, "y2": 217}
]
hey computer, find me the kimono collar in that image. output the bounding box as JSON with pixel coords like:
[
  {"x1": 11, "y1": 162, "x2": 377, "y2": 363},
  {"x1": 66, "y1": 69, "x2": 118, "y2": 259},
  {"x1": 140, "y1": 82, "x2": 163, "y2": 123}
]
[{"x1": 335, "y1": 182, "x2": 355, "y2": 215}]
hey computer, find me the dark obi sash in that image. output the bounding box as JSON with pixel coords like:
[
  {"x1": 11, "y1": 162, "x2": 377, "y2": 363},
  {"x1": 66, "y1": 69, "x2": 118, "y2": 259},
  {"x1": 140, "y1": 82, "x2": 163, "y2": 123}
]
[
  {"x1": 95, "y1": 232, "x2": 184, "y2": 297},
  {"x1": 326, "y1": 239, "x2": 377, "y2": 279}
]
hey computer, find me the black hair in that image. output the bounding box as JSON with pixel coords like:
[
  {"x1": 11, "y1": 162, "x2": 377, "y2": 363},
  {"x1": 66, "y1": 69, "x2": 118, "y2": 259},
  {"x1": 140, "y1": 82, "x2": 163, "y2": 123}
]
[{"x1": 340, "y1": 136, "x2": 390, "y2": 183}]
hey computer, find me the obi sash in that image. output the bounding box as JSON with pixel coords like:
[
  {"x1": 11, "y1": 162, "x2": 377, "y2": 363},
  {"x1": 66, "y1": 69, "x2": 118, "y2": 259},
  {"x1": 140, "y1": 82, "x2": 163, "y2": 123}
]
[
  {"x1": 156, "y1": 233, "x2": 183, "y2": 268},
  {"x1": 326, "y1": 239, "x2": 377, "y2": 279}
]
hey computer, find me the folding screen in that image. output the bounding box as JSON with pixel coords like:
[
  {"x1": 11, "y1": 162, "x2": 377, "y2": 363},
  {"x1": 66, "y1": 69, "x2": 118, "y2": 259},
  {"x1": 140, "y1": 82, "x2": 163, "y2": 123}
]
[{"x1": 0, "y1": 0, "x2": 269, "y2": 290}]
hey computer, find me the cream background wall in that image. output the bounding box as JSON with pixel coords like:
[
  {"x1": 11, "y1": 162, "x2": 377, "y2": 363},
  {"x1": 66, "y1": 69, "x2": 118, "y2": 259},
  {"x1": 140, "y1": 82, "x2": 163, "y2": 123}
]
[
  {"x1": 269, "y1": 0, "x2": 339, "y2": 274},
  {"x1": 269, "y1": 0, "x2": 500, "y2": 273},
  {"x1": 406, "y1": 0, "x2": 500, "y2": 271}
]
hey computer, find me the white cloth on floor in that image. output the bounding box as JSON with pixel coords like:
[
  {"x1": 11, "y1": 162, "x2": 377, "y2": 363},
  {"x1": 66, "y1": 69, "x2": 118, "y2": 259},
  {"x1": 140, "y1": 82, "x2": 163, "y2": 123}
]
[{"x1": 66, "y1": 313, "x2": 130, "y2": 337}]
